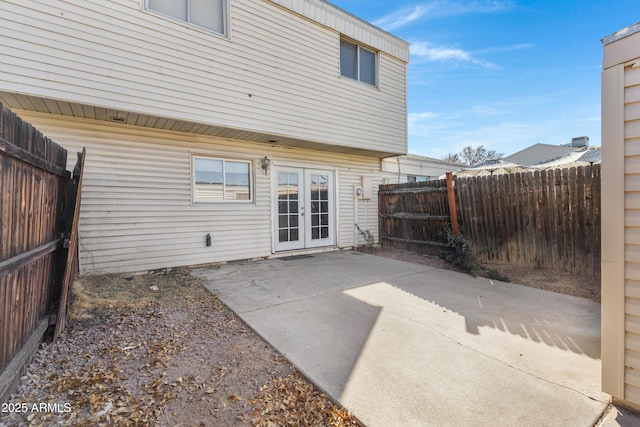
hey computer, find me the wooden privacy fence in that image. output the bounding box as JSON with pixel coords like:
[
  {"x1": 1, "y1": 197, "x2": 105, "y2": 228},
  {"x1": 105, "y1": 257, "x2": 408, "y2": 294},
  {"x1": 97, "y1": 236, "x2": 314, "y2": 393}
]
[
  {"x1": 0, "y1": 105, "x2": 84, "y2": 402},
  {"x1": 457, "y1": 165, "x2": 600, "y2": 276},
  {"x1": 379, "y1": 174, "x2": 456, "y2": 253},
  {"x1": 379, "y1": 164, "x2": 601, "y2": 277}
]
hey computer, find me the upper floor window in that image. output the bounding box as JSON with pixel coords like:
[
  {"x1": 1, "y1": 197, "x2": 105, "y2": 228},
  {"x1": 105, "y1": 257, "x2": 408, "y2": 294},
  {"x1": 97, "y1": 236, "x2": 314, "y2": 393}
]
[
  {"x1": 340, "y1": 39, "x2": 377, "y2": 86},
  {"x1": 193, "y1": 156, "x2": 252, "y2": 202},
  {"x1": 146, "y1": 0, "x2": 227, "y2": 35}
]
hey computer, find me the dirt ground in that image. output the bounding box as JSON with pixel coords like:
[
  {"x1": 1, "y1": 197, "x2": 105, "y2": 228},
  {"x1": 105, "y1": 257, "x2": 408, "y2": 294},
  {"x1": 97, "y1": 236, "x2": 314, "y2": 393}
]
[
  {"x1": 365, "y1": 247, "x2": 601, "y2": 302},
  {"x1": 0, "y1": 268, "x2": 359, "y2": 427},
  {"x1": 1, "y1": 248, "x2": 600, "y2": 427}
]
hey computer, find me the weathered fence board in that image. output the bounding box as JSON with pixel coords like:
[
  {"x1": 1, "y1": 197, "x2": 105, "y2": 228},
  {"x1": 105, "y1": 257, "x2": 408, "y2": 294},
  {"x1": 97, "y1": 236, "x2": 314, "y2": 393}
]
[
  {"x1": 0, "y1": 104, "x2": 83, "y2": 402},
  {"x1": 55, "y1": 147, "x2": 85, "y2": 340},
  {"x1": 379, "y1": 179, "x2": 451, "y2": 254},
  {"x1": 379, "y1": 164, "x2": 601, "y2": 276}
]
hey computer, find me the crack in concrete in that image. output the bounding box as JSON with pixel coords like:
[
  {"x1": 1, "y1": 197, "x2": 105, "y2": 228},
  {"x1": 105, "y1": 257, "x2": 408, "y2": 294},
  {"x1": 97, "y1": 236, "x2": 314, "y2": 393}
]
[{"x1": 234, "y1": 270, "x2": 435, "y2": 315}]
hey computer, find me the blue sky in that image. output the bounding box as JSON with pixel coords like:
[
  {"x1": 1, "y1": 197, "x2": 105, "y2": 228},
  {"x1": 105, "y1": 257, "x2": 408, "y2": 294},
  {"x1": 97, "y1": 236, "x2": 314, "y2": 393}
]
[{"x1": 328, "y1": 0, "x2": 639, "y2": 159}]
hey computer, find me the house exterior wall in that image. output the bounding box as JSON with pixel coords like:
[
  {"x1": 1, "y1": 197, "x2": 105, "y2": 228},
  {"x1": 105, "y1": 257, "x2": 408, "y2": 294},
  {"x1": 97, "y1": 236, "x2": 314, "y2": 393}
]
[
  {"x1": 602, "y1": 26, "x2": 640, "y2": 406},
  {"x1": 15, "y1": 110, "x2": 382, "y2": 274},
  {"x1": 0, "y1": 0, "x2": 408, "y2": 156},
  {"x1": 381, "y1": 155, "x2": 461, "y2": 183}
]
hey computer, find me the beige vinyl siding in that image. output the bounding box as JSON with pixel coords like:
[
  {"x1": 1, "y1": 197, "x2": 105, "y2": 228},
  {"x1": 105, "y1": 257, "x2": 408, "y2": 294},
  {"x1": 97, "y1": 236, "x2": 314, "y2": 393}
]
[
  {"x1": 602, "y1": 26, "x2": 640, "y2": 406},
  {"x1": 625, "y1": 60, "x2": 640, "y2": 403},
  {"x1": 266, "y1": 0, "x2": 408, "y2": 63},
  {"x1": 0, "y1": 0, "x2": 407, "y2": 155},
  {"x1": 602, "y1": 62, "x2": 625, "y2": 398},
  {"x1": 15, "y1": 110, "x2": 381, "y2": 274}
]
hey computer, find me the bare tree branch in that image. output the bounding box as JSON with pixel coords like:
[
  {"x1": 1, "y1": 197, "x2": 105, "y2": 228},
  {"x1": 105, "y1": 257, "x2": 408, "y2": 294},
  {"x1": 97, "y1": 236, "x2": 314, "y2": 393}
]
[{"x1": 444, "y1": 145, "x2": 503, "y2": 166}]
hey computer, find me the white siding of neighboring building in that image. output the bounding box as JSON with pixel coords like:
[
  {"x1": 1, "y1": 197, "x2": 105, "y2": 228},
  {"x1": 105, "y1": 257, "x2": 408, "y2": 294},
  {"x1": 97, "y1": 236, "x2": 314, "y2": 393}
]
[
  {"x1": 602, "y1": 26, "x2": 640, "y2": 408},
  {"x1": 15, "y1": 110, "x2": 381, "y2": 274},
  {"x1": 0, "y1": 0, "x2": 407, "y2": 156},
  {"x1": 381, "y1": 156, "x2": 460, "y2": 184}
]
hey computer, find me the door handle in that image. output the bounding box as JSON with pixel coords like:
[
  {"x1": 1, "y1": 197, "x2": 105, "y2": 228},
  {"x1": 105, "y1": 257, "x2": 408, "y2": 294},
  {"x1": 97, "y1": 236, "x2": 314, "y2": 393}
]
[{"x1": 300, "y1": 206, "x2": 304, "y2": 216}]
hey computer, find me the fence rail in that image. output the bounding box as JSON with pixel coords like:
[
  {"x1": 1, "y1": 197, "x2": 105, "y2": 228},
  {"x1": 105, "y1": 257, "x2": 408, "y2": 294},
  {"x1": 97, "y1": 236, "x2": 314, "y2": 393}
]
[
  {"x1": 378, "y1": 164, "x2": 601, "y2": 277},
  {"x1": 0, "y1": 105, "x2": 83, "y2": 402},
  {"x1": 379, "y1": 179, "x2": 451, "y2": 253}
]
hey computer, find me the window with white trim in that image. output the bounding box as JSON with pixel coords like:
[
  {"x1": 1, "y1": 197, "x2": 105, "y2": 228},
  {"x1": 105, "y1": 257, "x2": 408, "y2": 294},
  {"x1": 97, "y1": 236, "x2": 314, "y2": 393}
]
[
  {"x1": 340, "y1": 39, "x2": 377, "y2": 86},
  {"x1": 407, "y1": 175, "x2": 429, "y2": 183},
  {"x1": 146, "y1": 0, "x2": 227, "y2": 35},
  {"x1": 193, "y1": 156, "x2": 251, "y2": 202}
]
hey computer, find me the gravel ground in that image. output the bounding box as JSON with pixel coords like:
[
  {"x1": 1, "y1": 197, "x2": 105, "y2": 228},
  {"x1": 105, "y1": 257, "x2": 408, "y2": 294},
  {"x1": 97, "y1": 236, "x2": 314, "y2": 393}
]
[{"x1": 0, "y1": 268, "x2": 359, "y2": 427}]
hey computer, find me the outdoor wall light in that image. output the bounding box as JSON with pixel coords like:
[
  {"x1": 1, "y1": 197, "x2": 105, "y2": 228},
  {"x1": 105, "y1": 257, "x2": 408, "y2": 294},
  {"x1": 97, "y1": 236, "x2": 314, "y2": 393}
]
[{"x1": 261, "y1": 156, "x2": 271, "y2": 175}]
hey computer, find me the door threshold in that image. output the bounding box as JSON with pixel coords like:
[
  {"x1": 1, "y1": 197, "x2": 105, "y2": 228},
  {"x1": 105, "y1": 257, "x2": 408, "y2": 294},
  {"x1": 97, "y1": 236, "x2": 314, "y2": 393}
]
[{"x1": 269, "y1": 247, "x2": 339, "y2": 260}]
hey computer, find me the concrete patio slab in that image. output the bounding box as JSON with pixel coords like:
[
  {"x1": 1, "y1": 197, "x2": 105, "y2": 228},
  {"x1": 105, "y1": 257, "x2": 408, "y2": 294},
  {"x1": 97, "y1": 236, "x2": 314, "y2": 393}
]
[{"x1": 193, "y1": 250, "x2": 610, "y2": 427}]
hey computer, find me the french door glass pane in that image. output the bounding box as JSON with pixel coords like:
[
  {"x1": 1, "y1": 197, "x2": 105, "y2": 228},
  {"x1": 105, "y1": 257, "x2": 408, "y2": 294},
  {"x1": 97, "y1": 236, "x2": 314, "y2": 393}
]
[
  {"x1": 309, "y1": 174, "x2": 329, "y2": 241},
  {"x1": 278, "y1": 172, "x2": 300, "y2": 243}
]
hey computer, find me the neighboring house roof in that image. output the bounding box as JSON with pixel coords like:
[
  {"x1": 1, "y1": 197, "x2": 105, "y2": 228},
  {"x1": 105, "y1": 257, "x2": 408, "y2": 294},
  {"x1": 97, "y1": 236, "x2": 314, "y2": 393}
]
[
  {"x1": 447, "y1": 159, "x2": 529, "y2": 178},
  {"x1": 504, "y1": 143, "x2": 579, "y2": 166},
  {"x1": 578, "y1": 147, "x2": 602, "y2": 163},
  {"x1": 533, "y1": 147, "x2": 601, "y2": 169},
  {"x1": 452, "y1": 166, "x2": 531, "y2": 178},
  {"x1": 470, "y1": 159, "x2": 522, "y2": 170}
]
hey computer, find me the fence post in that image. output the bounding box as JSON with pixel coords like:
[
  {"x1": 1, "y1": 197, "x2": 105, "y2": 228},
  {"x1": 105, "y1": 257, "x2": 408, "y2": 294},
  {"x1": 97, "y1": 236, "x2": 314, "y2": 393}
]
[{"x1": 446, "y1": 172, "x2": 459, "y2": 236}]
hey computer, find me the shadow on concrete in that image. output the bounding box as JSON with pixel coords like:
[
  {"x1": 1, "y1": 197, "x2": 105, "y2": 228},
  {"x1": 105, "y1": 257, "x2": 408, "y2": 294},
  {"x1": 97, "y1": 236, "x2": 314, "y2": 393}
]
[{"x1": 374, "y1": 267, "x2": 601, "y2": 360}]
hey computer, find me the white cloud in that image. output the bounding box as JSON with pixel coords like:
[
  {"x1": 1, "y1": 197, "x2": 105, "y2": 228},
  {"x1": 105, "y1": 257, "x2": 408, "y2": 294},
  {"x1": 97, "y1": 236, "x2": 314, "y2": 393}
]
[
  {"x1": 410, "y1": 41, "x2": 496, "y2": 68},
  {"x1": 473, "y1": 43, "x2": 536, "y2": 55},
  {"x1": 373, "y1": 5, "x2": 430, "y2": 31},
  {"x1": 373, "y1": 1, "x2": 515, "y2": 31},
  {"x1": 444, "y1": 0, "x2": 515, "y2": 15},
  {"x1": 408, "y1": 111, "x2": 441, "y2": 124}
]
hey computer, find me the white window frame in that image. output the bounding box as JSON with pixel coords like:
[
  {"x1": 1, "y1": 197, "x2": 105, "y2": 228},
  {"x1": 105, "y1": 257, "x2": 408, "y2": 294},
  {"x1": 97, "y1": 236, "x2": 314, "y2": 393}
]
[
  {"x1": 144, "y1": 0, "x2": 229, "y2": 36},
  {"x1": 407, "y1": 175, "x2": 429, "y2": 183},
  {"x1": 192, "y1": 156, "x2": 252, "y2": 203},
  {"x1": 340, "y1": 38, "x2": 378, "y2": 87}
]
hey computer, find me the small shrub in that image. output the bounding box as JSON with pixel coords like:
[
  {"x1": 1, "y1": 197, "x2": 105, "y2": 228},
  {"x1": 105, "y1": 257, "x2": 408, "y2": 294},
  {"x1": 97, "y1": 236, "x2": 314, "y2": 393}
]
[
  {"x1": 355, "y1": 224, "x2": 375, "y2": 245},
  {"x1": 483, "y1": 268, "x2": 510, "y2": 282},
  {"x1": 440, "y1": 229, "x2": 482, "y2": 277}
]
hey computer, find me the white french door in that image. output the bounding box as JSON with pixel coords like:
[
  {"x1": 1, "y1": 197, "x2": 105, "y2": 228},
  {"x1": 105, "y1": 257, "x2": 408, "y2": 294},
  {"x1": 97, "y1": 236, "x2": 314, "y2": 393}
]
[{"x1": 274, "y1": 167, "x2": 335, "y2": 252}]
